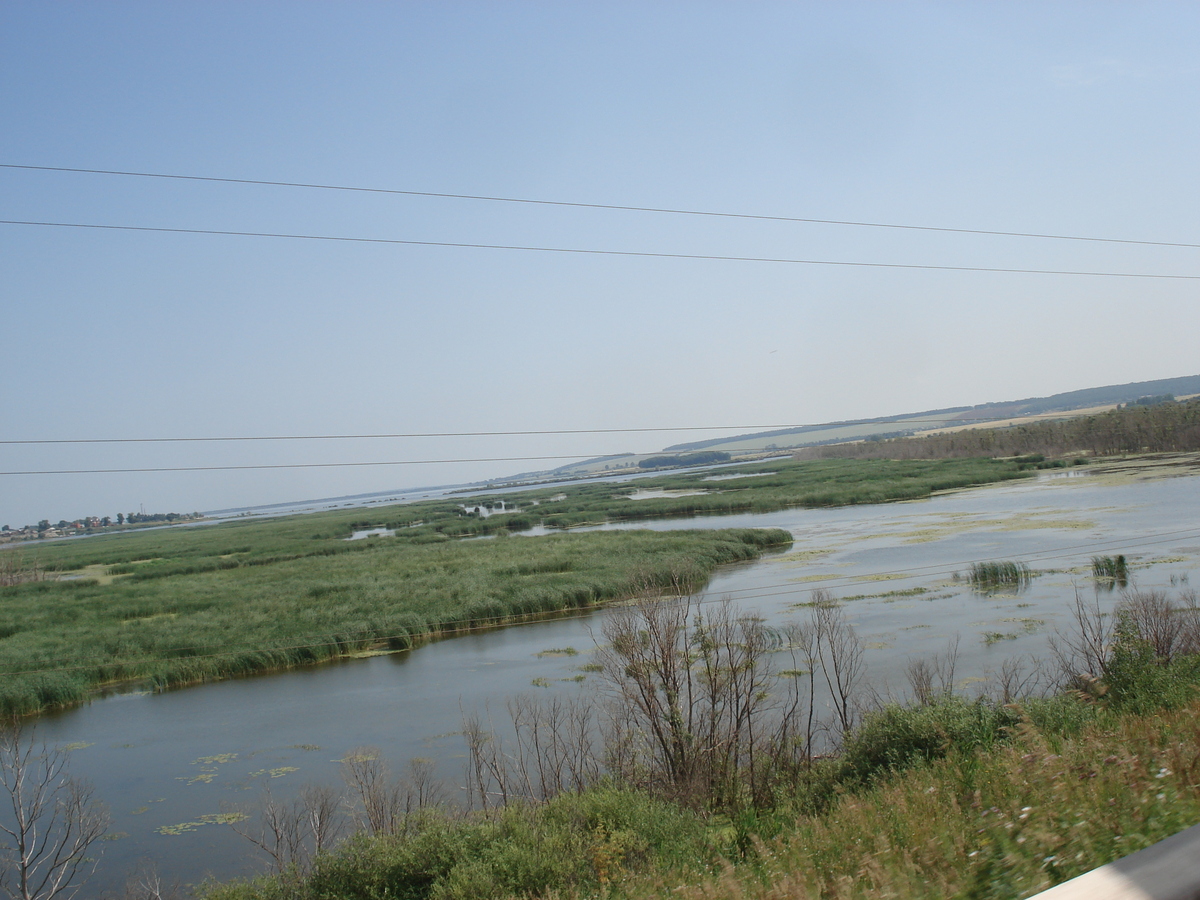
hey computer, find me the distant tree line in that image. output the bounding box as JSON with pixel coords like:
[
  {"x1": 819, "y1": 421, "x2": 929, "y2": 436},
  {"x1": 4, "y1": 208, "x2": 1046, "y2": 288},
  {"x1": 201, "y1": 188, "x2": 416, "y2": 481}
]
[
  {"x1": 123, "y1": 511, "x2": 200, "y2": 524},
  {"x1": 796, "y1": 396, "x2": 1200, "y2": 461},
  {"x1": 638, "y1": 451, "x2": 731, "y2": 469},
  {"x1": 1124, "y1": 394, "x2": 1175, "y2": 408}
]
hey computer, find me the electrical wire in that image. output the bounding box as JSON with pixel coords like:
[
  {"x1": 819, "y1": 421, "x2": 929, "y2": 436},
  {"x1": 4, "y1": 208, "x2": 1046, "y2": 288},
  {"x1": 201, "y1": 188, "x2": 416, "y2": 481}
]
[
  {"x1": 0, "y1": 455, "x2": 605, "y2": 476},
  {"x1": 4, "y1": 524, "x2": 1197, "y2": 677},
  {"x1": 0, "y1": 426, "x2": 795, "y2": 446},
  {"x1": 0, "y1": 407, "x2": 1146, "y2": 446},
  {"x1": 2, "y1": 219, "x2": 1198, "y2": 280},
  {"x1": 4, "y1": 162, "x2": 1199, "y2": 250}
]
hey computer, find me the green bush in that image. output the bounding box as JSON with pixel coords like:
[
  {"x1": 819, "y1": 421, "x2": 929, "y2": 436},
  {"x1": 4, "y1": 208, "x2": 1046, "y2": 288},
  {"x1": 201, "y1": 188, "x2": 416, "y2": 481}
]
[
  {"x1": 203, "y1": 788, "x2": 711, "y2": 900},
  {"x1": 841, "y1": 698, "x2": 1021, "y2": 784},
  {"x1": 1021, "y1": 694, "x2": 1099, "y2": 738},
  {"x1": 307, "y1": 818, "x2": 485, "y2": 900},
  {"x1": 1103, "y1": 640, "x2": 1200, "y2": 715}
]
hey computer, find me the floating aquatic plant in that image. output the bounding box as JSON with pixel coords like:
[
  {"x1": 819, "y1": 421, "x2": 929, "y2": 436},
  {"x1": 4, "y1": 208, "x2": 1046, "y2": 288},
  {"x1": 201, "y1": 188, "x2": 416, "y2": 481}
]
[
  {"x1": 157, "y1": 812, "x2": 247, "y2": 836},
  {"x1": 249, "y1": 766, "x2": 299, "y2": 778},
  {"x1": 536, "y1": 646, "x2": 579, "y2": 657}
]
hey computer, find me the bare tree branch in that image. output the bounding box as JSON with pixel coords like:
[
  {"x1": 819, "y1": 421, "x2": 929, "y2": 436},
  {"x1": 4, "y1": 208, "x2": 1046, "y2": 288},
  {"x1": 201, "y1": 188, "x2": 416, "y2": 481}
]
[{"x1": 0, "y1": 718, "x2": 109, "y2": 900}]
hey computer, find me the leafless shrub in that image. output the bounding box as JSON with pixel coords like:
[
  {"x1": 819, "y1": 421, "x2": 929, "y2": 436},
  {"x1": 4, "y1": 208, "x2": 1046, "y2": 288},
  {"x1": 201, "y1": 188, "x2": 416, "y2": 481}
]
[
  {"x1": 0, "y1": 718, "x2": 110, "y2": 900},
  {"x1": 230, "y1": 783, "x2": 345, "y2": 877},
  {"x1": 300, "y1": 784, "x2": 343, "y2": 858},
  {"x1": 905, "y1": 658, "x2": 935, "y2": 706},
  {"x1": 1048, "y1": 589, "x2": 1116, "y2": 689},
  {"x1": 1047, "y1": 585, "x2": 1200, "y2": 693},
  {"x1": 463, "y1": 708, "x2": 512, "y2": 809},
  {"x1": 463, "y1": 695, "x2": 601, "y2": 808},
  {"x1": 121, "y1": 865, "x2": 182, "y2": 900},
  {"x1": 1179, "y1": 588, "x2": 1200, "y2": 657},
  {"x1": 342, "y1": 749, "x2": 401, "y2": 835},
  {"x1": 462, "y1": 584, "x2": 866, "y2": 812},
  {"x1": 594, "y1": 592, "x2": 787, "y2": 807},
  {"x1": 809, "y1": 595, "x2": 864, "y2": 742},
  {"x1": 508, "y1": 695, "x2": 600, "y2": 800},
  {"x1": 777, "y1": 619, "x2": 820, "y2": 767},
  {"x1": 1116, "y1": 589, "x2": 1200, "y2": 661},
  {"x1": 341, "y1": 749, "x2": 444, "y2": 834},
  {"x1": 935, "y1": 635, "x2": 960, "y2": 695},
  {"x1": 984, "y1": 655, "x2": 1051, "y2": 703},
  {"x1": 403, "y1": 758, "x2": 448, "y2": 814},
  {"x1": 904, "y1": 636, "x2": 960, "y2": 706}
]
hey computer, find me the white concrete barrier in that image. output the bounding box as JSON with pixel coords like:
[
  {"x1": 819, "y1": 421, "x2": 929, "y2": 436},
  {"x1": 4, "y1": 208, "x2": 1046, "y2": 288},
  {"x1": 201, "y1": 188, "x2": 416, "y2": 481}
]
[{"x1": 1029, "y1": 823, "x2": 1200, "y2": 900}]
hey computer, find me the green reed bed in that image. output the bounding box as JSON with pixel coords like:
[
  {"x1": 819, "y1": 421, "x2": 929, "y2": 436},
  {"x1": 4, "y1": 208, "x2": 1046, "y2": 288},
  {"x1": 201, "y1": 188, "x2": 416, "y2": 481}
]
[
  {"x1": 10, "y1": 458, "x2": 1027, "y2": 576},
  {"x1": 0, "y1": 528, "x2": 789, "y2": 715},
  {"x1": 441, "y1": 457, "x2": 1031, "y2": 533}
]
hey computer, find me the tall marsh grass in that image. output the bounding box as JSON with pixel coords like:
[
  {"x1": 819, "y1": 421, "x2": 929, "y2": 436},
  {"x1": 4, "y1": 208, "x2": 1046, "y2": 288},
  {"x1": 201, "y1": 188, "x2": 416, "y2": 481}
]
[
  {"x1": 1092, "y1": 553, "x2": 1129, "y2": 587},
  {"x1": 0, "y1": 529, "x2": 790, "y2": 716},
  {"x1": 968, "y1": 560, "x2": 1032, "y2": 593}
]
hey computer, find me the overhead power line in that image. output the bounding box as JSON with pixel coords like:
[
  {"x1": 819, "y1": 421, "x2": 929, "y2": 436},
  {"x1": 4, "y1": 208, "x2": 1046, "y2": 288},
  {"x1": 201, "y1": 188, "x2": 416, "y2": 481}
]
[
  {"x1": 2, "y1": 219, "x2": 1198, "y2": 280},
  {"x1": 0, "y1": 455, "x2": 603, "y2": 476},
  {"x1": 0, "y1": 424, "x2": 841, "y2": 445},
  {"x1": 4, "y1": 162, "x2": 1199, "y2": 250},
  {"x1": 0, "y1": 410, "x2": 1127, "y2": 446}
]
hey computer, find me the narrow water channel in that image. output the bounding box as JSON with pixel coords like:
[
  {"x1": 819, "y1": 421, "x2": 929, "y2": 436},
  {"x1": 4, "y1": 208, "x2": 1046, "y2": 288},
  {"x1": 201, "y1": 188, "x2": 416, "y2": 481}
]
[{"x1": 33, "y1": 469, "x2": 1200, "y2": 894}]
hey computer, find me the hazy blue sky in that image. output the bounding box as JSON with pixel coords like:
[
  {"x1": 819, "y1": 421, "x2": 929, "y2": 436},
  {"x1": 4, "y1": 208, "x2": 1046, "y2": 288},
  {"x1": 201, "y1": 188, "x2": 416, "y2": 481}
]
[{"x1": 3, "y1": 2, "x2": 1198, "y2": 527}]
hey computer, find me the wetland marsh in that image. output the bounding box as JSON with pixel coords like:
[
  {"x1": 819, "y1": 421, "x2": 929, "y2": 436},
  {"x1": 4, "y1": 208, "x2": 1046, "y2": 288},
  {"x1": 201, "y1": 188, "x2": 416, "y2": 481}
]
[
  {"x1": 15, "y1": 456, "x2": 1200, "y2": 892},
  {"x1": 0, "y1": 457, "x2": 1028, "y2": 717}
]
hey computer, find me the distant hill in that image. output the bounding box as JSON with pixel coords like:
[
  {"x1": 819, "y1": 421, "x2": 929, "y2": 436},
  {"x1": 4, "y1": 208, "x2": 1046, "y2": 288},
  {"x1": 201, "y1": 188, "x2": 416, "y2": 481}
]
[
  {"x1": 662, "y1": 374, "x2": 1200, "y2": 455},
  {"x1": 483, "y1": 374, "x2": 1200, "y2": 485}
]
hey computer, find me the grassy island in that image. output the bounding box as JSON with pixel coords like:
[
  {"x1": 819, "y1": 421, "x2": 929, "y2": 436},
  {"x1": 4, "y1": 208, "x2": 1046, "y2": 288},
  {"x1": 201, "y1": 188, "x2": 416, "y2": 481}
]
[{"x1": 0, "y1": 457, "x2": 1032, "y2": 715}]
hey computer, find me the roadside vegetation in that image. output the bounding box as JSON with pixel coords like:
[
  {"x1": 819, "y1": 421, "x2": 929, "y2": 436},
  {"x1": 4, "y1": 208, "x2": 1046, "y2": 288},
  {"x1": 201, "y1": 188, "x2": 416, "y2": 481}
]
[
  {"x1": 0, "y1": 457, "x2": 1028, "y2": 716},
  {"x1": 200, "y1": 585, "x2": 1200, "y2": 900}
]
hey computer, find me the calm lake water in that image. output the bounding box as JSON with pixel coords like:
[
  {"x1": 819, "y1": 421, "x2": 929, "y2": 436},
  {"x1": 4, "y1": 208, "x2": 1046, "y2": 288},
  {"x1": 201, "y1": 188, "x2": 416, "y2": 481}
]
[{"x1": 32, "y1": 467, "x2": 1200, "y2": 894}]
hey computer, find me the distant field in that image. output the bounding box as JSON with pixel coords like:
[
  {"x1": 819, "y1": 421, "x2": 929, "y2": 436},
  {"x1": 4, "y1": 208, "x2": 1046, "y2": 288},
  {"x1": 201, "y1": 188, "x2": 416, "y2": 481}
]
[{"x1": 0, "y1": 456, "x2": 1032, "y2": 715}]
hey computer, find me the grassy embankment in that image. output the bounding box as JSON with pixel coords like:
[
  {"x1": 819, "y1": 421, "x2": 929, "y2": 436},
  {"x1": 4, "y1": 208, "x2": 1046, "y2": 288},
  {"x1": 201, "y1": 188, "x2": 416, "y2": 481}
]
[
  {"x1": 0, "y1": 457, "x2": 1031, "y2": 715},
  {"x1": 203, "y1": 615, "x2": 1200, "y2": 900}
]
